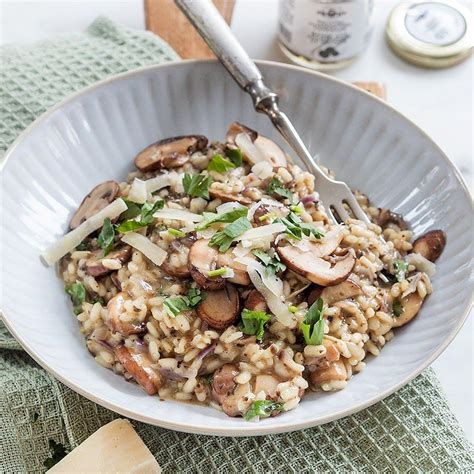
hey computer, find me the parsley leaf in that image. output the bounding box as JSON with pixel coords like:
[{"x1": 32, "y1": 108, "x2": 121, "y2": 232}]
[
  {"x1": 267, "y1": 177, "x2": 295, "y2": 204},
  {"x1": 208, "y1": 154, "x2": 236, "y2": 173},
  {"x1": 168, "y1": 228, "x2": 186, "y2": 238},
  {"x1": 116, "y1": 200, "x2": 164, "y2": 233},
  {"x1": 163, "y1": 288, "x2": 206, "y2": 317},
  {"x1": 43, "y1": 439, "x2": 70, "y2": 469},
  {"x1": 392, "y1": 299, "x2": 403, "y2": 317},
  {"x1": 394, "y1": 259, "x2": 409, "y2": 282},
  {"x1": 119, "y1": 199, "x2": 142, "y2": 221},
  {"x1": 300, "y1": 297, "x2": 325, "y2": 345},
  {"x1": 208, "y1": 216, "x2": 252, "y2": 252},
  {"x1": 97, "y1": 217, "x2": 115, "y2": 255},
  {"x1": 75, "y1": 240, "x2": 91, "y2": 251},
  {"x1": 277, "y1": 213, "x2": 324, "y2": 241},
  {"x1": 244, "y1": 400, "x2": 284, "y2": 421},
  {"x1": 196, "y1": 207, "x2": 248, "y2": 230},
  {"x1": 225, "y1": 147, "x2": 243, "y2": 167},
  {"x1": 252, "y1": 249, "x2": 286, "y2": 275},
  {"x1": 240, "y1": 309, "x2": 271, "y2": 341},
  {"x1": 182, "y1": 173, "x2": 213, "y2": 199},
  {"x1": 65, "y1": 282, "x2": 86, "y2": 307}
]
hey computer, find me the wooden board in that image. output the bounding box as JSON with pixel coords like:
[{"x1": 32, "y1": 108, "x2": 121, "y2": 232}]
[
  {"x1": 143, "y1": 1, "x2": 385, "y2": 99},
  {"x1": 144, "y1": 0, "x2": 236, "y2": 59}
]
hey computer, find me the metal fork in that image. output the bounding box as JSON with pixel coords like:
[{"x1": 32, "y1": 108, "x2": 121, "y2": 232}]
[{"x1": 175, "y1": 0, "x2": 370, "y2": 225}]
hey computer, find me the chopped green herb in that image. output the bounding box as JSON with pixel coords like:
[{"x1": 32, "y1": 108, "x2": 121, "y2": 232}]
[
  {"x1": 116, "y1": 199, "x2": 164, "y2": 233},
  {"x1": 258, "y1": 211, "x2": 278, "y2": 222},
  {"x1": 75, "y1": 241, "x2": 91, "y2": 251},
  {"x1": 277, "y1": 212, "x2": 324, "y2": 241},
  {"x1": 182, "y1": 173, "x2": 213, "y2": 199},
  {"x1": 244, "y1": 400, "x2": 284, "y2": 421},
  {"x1": 208, "y1": 216, "x2": 252, "y2": 252},
  {"x1": 300, "y1": 297, "x2": 325, "y2": 346},
  {"x1": 392, "y1": 299, "x2": 403, "y2": 317},
  {"x1": 43, "y1": 439, "x2": 70, "y2": 469},
  {"x1": 289, "y1": 204, "x2": 302, "y2": 215},
  {"x1": 394, "y1": 259, "x2": 409, "y2": 282},
  {"x1": 267, "y1": 177, "x2": 295, "y2": 204},
  {"x1": 65, "y1": 282, "x2": 86, "y2": 307},
  {"x1": 119, "y1": 199, "x2": 142, "y2": 220},
  {"x1": 239, "y1": 309, "x2": 271, "y2": 341},
  {"x1": 225, "y1": 147, "x2": 243, "y2": 167},
  {"x1": 196, "y1": 207, "x2": 248, "y2": 230},
  {"x1": 168, "y1": 228, "x2": 186, "y2": 238},
  {"x1": 208, "y1": 268, "x2": 227, "y2": 277},
  {"x1": 202, "y1": 373, "x2": 213, "y2": 385},
  {"x1": 252, "y1": 249, "x2": 286, "y2": 275},
  {"x1": 289, "y1": 305, "x2": 298, "y2": 314},
  {"x1": 208, "y1": 154, "x2": 236, "y2": 173},
  {"x1": 91, "y1": 296, "x2": 106, "y2": 306},
  {"x1": 97, "y1": 217, "x2": 115, "y2": 256},
  {"x1": 163, "y1": 288, "x2": 206, "y2": 317}
]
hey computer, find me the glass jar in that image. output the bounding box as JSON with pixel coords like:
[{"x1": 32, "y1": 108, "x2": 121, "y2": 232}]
[{"x1": 278, "y1": 0, "x2": 374, "y2": 70}]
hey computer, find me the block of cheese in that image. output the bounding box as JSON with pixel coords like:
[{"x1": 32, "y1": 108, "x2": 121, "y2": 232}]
[{"x1": 47, "y1": 419, "x2": 160, "y2": 473}]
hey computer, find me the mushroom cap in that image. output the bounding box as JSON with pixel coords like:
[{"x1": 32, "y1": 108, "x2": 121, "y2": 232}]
[
  {"x1": 244, "y1": 289, "x2": 268, "y2": 312},
  {"x1": 134, "y1": 135, "x2": 208, "y2": 172},
  {"x1": 412, "y1": 229, "x2": 446, "y2": 262},
  {"x1": 105, "y1": 292, "x2": 145, "y2": 336},
  {"x1": 217, "y1": 251, "x2": 251, "y2": 286},
  {"x1": 211, "y1": 363, "x2": 240, "y2": 416},
  {"x1": 375, "y1": 208, "x2": 408, "y2": 230},
  {"x1": 319, "y1": 278, "x2": 363, "y2": 305},
  {"x1": 188, "y1": 239, "x2": 226, "y2": 290},
  {"x1": 114, "y1": 345, "x2": 163, "y2": 395},
  {"x1": 70, "y1": 181, "x2": 120, "y2": 230},
  {"x1": 160, "y1": 235, "x2": 196, "y2": 279},
  {"x1": 310, "y1": 359, "x2": 347, "y2": 386},
  {"x1": 225, "y1": 122, "x2": 258, "y2": 145},
  {"x1": 392, "y1": 292, "x2": 424, "y2": 327},
  {"x1": 85, "y1": 245, "x2": 132, "y2": 277},
  {"x1": 208, "y1": 187, "x2": 253, "y2": 205},
  {"x1": 196, "y1": 284, "x2": 240, "y2": 329},
  {"x1": 253, "y1": 136, "x2": 288, "y2": 168}
]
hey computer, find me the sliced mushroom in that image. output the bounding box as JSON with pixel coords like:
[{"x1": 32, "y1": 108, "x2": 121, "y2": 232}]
[
  {"x1": 320, "y1": 278, "x2": 363, "y2": 305},
  {"x1": 278, "y1": 244, "x2": 356, "y2": 287},
  {"x1": 307, "y1": 286, "x2": 323, "y2": 306},
  {"x1": 196, "y1": 284, "x2": 240, "y2": 329},
  {"x1": 114, "y1": 345, "x2": 163, "y2": 395},
  {"x1": 310, "y1": 359, "x2": 347, "y2": 386},
  {"x1": 160, "y1": 234, "x2": 196, "y2": 278},
  {"x1": 412, "y1": 229, "x2": 446, "y2": 262},
  {"x1": 392, "y1": 293, "x2": 424, "y2": 327},
  {"x1": 211, "y1": 363, "x2": 240, "y2": 416},
  {"x1": 105, "y1": 292, "x2": 145, "y2": 336},
  {"x1": 375, "y1": 208, "x2": 408, "y2": 230},
  {"x1": 254, "y1": 374, "x2": 279, "y2": 396},
  {"x1": 70, "y1": 181, "x2": 120, "y2": 229},
  {"x1": 134, "y1": 135, "x2": 208, "y2": 172},
  {"x1": 85, "y1": 245, "x2": 132, "y2": 277},
  {"x1": 244, "y1": 289, "x2": 268, "y2": 312},
  {"x1": 253, "y1": 136, "x2": 287, "y2": 168},
  {"x1": 217, "y1": 251, "x2": 251, "y2": 286},
  {"x1": 209, "y1": 187, "x2": 252, "y2": 206},
  {"x1": 188, "y1": 239, "x2": 226, "y2": 290},
  {"x1": 225, "y1": 122, "x2": 258, "y2": 146},
  {"x1": 323, "y1": 339, "x2": 341, "y2": 362}
]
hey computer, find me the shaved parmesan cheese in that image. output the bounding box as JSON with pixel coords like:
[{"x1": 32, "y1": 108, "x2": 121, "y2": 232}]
[
  {"x1": 128, "y1": 178, "x2": 147, "y2": 204},
  {"x1": 121, "y1": 232, "x2": 167, "y2": 266},
  {"x1": 251, "y1": 161, "x2": 273, "y2": 179},
  {"x1": 154, "y1": 209, "x2": 202, "y2": 223},
  {"x1": 247, "y1": 198, "x2": 284, "y2": 222},
  {"x1": 145, "y1": 173, "x2": 175, "y2": 194},
  {"x1": 236, "y1": 256, "x2": 283, "y2": 297},
  {"x1": 216, "y1": 201, "x2": 245, "y2": 214},
  {"x1": 405, "y1": 253, "x2": 436, "y2": 277},
  {"x1": 232, "y1": 244, "x2": 251, "y2": 258},
  {"x1": 237, "y1": 223, "x2": 286, "y2": 242},
  {"x1": 222, "y1": 267, "x2": 235, "y2": 279},
  {"x1": 47, "y1": 419, "x2": 160, "y2": 473},
  {"x1": 248, "y1": 268, "x2": 293, "y2": 327},
  {"x1": 196, "y1": 228, "x2": 215, "y2": 239},
  {"x1": 41, "y1": 198, "x2": 127, "y2": 266}
]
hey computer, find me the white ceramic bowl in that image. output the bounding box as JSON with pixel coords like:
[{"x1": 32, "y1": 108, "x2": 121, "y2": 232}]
[{"x1": 1, "y1": 60, "x2": 472, "y2": 436}]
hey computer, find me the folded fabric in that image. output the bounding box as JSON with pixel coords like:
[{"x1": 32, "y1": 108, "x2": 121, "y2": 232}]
[{"x1": 1, "y1": 16, "x2": 473, "y2": 473}]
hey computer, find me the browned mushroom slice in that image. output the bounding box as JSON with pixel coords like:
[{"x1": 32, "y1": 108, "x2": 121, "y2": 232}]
[
  {"x1": 196, "y1": 284, "x2": 240, "y2": 329},
  {"x1": 160, "y1": 235, "x2": 196, "y2": 278},
  {"x1": 225, "y1": 122, "x2": 258, "y2": 146},
  {"x1": 253, "y1": 136, "x2": 288, "y2": 168},
  {"x1": 310, "y1": 359, "x2": 347, "y2": 386},
  {"x1": 211, "y1": 363, "x2": 240, "y2": 416},
  {"x1": 375, "y1": 208, "x2": 408, "y2": 230},
  {"x1": 85, "y1": 245, "x2": 132, "y2": 277},
  {"x1": 105, "y1": 292, "x2": 145, "y2": 336},
  {"x1": 320, "y1": 278, "x2": 363, "y2": 305},
  {"x1": 307, "y1": 286, "x2": 323, "y2": 306},
  {"x1": 412, "y1": 230, "x2": 446, "y2": 262},
  {"x1": 114, "y1": 346, "x2": 163, "y2": 395},
  {"x1": 244, "y1": 289, "x2": 268, "y2": 312},
  {"x1": 209, "y1": 187, "x2": 253, "y2": 206},
  {"x1": 392, "y1": 293, "x2": 424, "y2": 327},
  {"x1": 217, "y1": 251, "x2": 251, "y2": 286},
  {"x1": 70, "y1": 181, "x2": 120, "y2": 229},
  {"x1": 188, "y1": 239, "x2": 226, "y2": 290},
  {"x1": 277, "y1": 235, "x2": 355, "y2": 286},
  {"x1": 254, "y1": 374, "x2": 279, "y2": 396},
  {"x1": 134, "y1": 135, "x2": 208, "y2": 172}
]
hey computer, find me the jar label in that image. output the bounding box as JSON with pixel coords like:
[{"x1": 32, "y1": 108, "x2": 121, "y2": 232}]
[{"x1": 278, "y1": 0, "x2": 373, "y2": 62}]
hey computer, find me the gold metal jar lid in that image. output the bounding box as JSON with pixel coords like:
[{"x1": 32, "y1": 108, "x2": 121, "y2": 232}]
[{"x1": 386, "y1": 0, "x2": 473, "y2": 68}]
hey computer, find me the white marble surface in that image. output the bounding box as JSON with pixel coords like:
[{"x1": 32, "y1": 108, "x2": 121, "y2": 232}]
[{"x1": 1, "y1": 0, "x2": 472, "y2": 441}]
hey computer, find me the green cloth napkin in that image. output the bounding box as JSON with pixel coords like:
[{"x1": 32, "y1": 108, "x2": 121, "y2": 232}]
[{"x1": 1, "y1": 17, "x2": 473, "y2": 473}]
